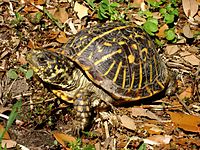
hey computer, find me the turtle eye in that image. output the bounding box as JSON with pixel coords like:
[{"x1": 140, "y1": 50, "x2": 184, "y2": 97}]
[{"x1": 37, "y1": 54, "x2": 46, "y2": 65}]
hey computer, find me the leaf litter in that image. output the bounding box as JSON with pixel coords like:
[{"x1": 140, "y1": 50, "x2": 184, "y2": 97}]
[{"x1": 0, "y1": 0, "x2": 199, "y2": 149}]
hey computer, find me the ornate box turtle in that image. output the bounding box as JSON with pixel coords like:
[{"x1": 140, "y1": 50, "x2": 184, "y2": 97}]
[{"x1": 27, "y1": 22, "x2": 175, "y2": 133}]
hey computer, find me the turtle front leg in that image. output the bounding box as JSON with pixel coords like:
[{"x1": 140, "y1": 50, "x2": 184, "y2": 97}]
[{"x1": 72, "y1": 92, "x2": 92, "y2": 135}]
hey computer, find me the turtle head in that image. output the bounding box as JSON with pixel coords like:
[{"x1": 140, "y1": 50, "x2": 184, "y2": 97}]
[{"x1": 27, "y1": 49, "x2": 76, "y2": 90}]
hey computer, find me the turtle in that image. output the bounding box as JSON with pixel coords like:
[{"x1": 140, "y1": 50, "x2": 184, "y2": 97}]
[{"x1": 27, "y1": 22, "x2": 176, "y2": 133}]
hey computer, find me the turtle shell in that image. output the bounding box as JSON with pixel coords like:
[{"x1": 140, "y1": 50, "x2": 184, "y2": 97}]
[{"x1": 58, "y1": 22, "x2": 169, "y2": 101}]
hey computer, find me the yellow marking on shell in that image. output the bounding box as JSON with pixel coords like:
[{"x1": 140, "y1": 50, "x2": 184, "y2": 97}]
[
  {"x1": 94, "y1": 49, "x2": 122, "y2": 65},
  {"x1": 113, "y1": 61, "x2": 122, "y2": 82},
  {"x1": 103, "y1": 42, "x2": 112, "y2": 46},
  {"x1": 131, "y1": 44, "x2": 137, "y2": 50},
  {"x1": 138, "y1": 62, "x2": 143, "y2": 89},
  {"x1": 153, "y1": 55, "x2": 158, "y2": 76},
  {"x1": 128, "y1": 54, "x2": 135, "y2": 64},
  {"x1": 122, "y1": 68, "x2": 126, "y2": 88},
  {"x1": 69, "y1": 37, "x2": 77, "y2": 47},
  {"x1": 156, "y1": 79, "x2": 165, "y2": 89},
  {"x1": 52, "y1": 90, "x2": 74, "y2": 103},
  {"x1": 104, "y1": 60, "x2": 116, "y2": 76},
  {"x1": 149, "y1": 64, "x2": 153, "y2": 82},
  {"x1": 77, "y1": 25, "x2": 130, "y2": 56},
  {"x1": 141, "y1": 48, "x2": 148, "y2": 61},
  {"x1": 145, "y1": 86, "x2": 152, "y2": 96},
  {"x1": 129, "y1": 34, "x2": 133, "y2": 38},
  {"x1": 112, "y1": 38, "x2": 116, "y2": 42},
  {"x1": 80, "y1": 35, "x2": 88, "y2": 41},
  {"x1": 118, "y1": 41, "x2": 126, "y2": 45},
  {"x1": 129, "y1": 71, "x2": 135, "y2": 91}
]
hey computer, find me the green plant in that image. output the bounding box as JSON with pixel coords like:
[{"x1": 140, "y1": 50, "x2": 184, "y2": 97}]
[
  {"x1": 7, "y1": 66, "x2": 33, "y2": 80},
  {"x1": 11, "y1": 12, "x2": 24, "y2": 27},
  {"x1": 141, "y1": 0, "x2": 179, "y2": 41},
  {"x1": 68, "y1": 138, "x2": 95, "y2": 150},
  {"x1": 85, "y1": 0, "x2": 125, "y2": 21},
  {"x1": 0, "y1": 100, "x2": 22, "y2": 149}
]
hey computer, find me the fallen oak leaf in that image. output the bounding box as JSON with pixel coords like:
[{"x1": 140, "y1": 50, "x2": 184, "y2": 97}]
[
  {"x1": 183, "y1": 54, "x2": 200, "y2": 66},
  {"x1": 168, "y1": 112, "x2": 200, "y2": 133},
  {"x1": 178, "y1": 86, "x2": 193, "y2": 100},
  {"x1": 1, "y1": 140, "x2": 17, "y2": 149},
  {"x1": 119, "y1": 115, "x2": 136, "y2": 131},
  {"x1": 182, "y1": 0, "x2": 198, "y2": 18},
  {"x1": 130, "y1": 107, "x2": 161, "y2": 121},
  {"x1": 54, "y1": 7, "x2": 69, "y2": 23},
  {"x1": 56, "y1": 31, "x2": 68, "y2": 43},
  {"x1": 144, "y1": 135, "x2": 172, "y2": 145},
  {"x1": 156, "y1": 24, "x2": 169, "y2": 38},
  {"x1": 0, "y1": 124, "x2": 10, "y2": 140},
  {"x1": 183, "y1": 24, "x2": 194, "y2": 38},
  {"x1": 53, "y1": 131, "x2": 76, "y2": 149},
  {"x1": 74, "y1": 2, "x2": 89, "y2": 20}
]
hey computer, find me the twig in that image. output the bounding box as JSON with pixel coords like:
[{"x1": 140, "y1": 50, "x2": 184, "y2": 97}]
[{"x1": 175, "y1": 93, "x2": 192, "y2": 114}]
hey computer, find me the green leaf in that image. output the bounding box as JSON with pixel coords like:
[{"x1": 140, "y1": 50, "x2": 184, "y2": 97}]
[
  {"x1": 160, "y1": 8, "x2": 167, "y2": 15},
  {"x1": 0, "y1": 100, "x2": 22, "y2": 141},
  {"x1": 102, "y1": 0, "x2": 109, "y2": 5},
  {"x1": 147, "y1": 17, "x2": 158, "y2": 25},
  {"x1": 165, "y1": 29, "x2": 176, "y2": 41},
  {"x1": 25, "y1": 69, "x2": 34, "y2": 79},
  {"x1": 19, "y1": 67, "x2": 26, "y2": 73},
  {"x1": 143, "y1": 20, "x2": 158, "y2": 35},
  {"x1": 6, "y1": 100, "x2": 22, "y2": 130},
  {"x1": 143, "y1": 10, "x2": 152, "y2": 18},
  {"x1": 7, "y1": 69, "x2": 18, "y2": 80},
  {"x1": 85, "y1": 0, "x2": 95, "y2": 9},
  {"x1": 110, "y1": 2, "x2": 119, "y2": 7},
  {"x1": 171, "y1": 8, "x2": 178, "y2": 16},
  {"x1": 164, "y1": 13, "x2": 174, "y2": 24},
  {"x1": 138, "y1": 143, "x2": 147, "y2": 150}
]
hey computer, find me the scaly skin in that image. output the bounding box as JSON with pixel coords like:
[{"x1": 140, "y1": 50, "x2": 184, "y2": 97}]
[{"x1": 27, "y1": 50, "x2": 113, "y2": 133}]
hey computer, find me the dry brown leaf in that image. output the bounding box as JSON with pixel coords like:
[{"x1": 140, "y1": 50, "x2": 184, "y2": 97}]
[
  {"x1": 182, "y1": 0, "x2": 198, "y2": 18},
  {"x1": 178, "y1": 86, "x2": 193, "y2": 100},
  {"x1": 156, "y1": 24, "x2": 168, "y2": 38},
  {"x1": 18, "y1": 54, "x2": 27, "y2": 65},
  {"x1": 175, "y1": 138, "x2": 200, "y2": 146},
  {"x1": 179, "y1": 51, "x2": 191, "y2": 57},
  {"x1": 168, "y1": 112, "x2": 200, "y2": 133},
  {"x1": 131, "y1": 0, "x2": 144, "y2": 8},
  {"x1": 48, "y1": 31, "x2": 59, "y2": 39},
  {"x1": 183, "y1": 24, "x2": 194, "y2": 38},
  {"x1": 144, "y1": 123, "x2": 164, "y2": 134},
  {"x1": 27, "y1": 39, "x2": 35, "y2": 49},
  {"x1": 119, "y1": 115, "x2": 136, "y2": 131},
  {"x1": 0, "y1": 124, "x2": 10, "y2": 140},
  {"x1": 1, "y1": 140, "x2": 17, "y2": 148},
  {"x1": 54, "y1": 7, "x2": 69, "y2": 23},
  {"x1": 74, "y1": 2, "x2": 88, "y2": 19},
  {"x1": 165, "y1": 45, "x2": 179, "y2": 55},
  {"x1": 32, "y1": 0, "x2": 46, "y2": 5},
  {"x1": 144, "y1": 135, "x2": 172, "y2": 145},
  {"x1": 23, "y1": 5, "x2": 39, "y2": 13},
  {"x1": 0, "y1": 106, "x2": 11, "y2": 114},
  {"x1": 183, "y1": 54, "x2": 200, "y2": 66},
  {"x1": 53, "y1": 131, "x2": 76, "y2": 149},
  {"x1": 56, "y1": 32, "x2": 68, "y2": 43},
  {"x1": 131, "y1": 108, "x2": 161, "y2": 121}
]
